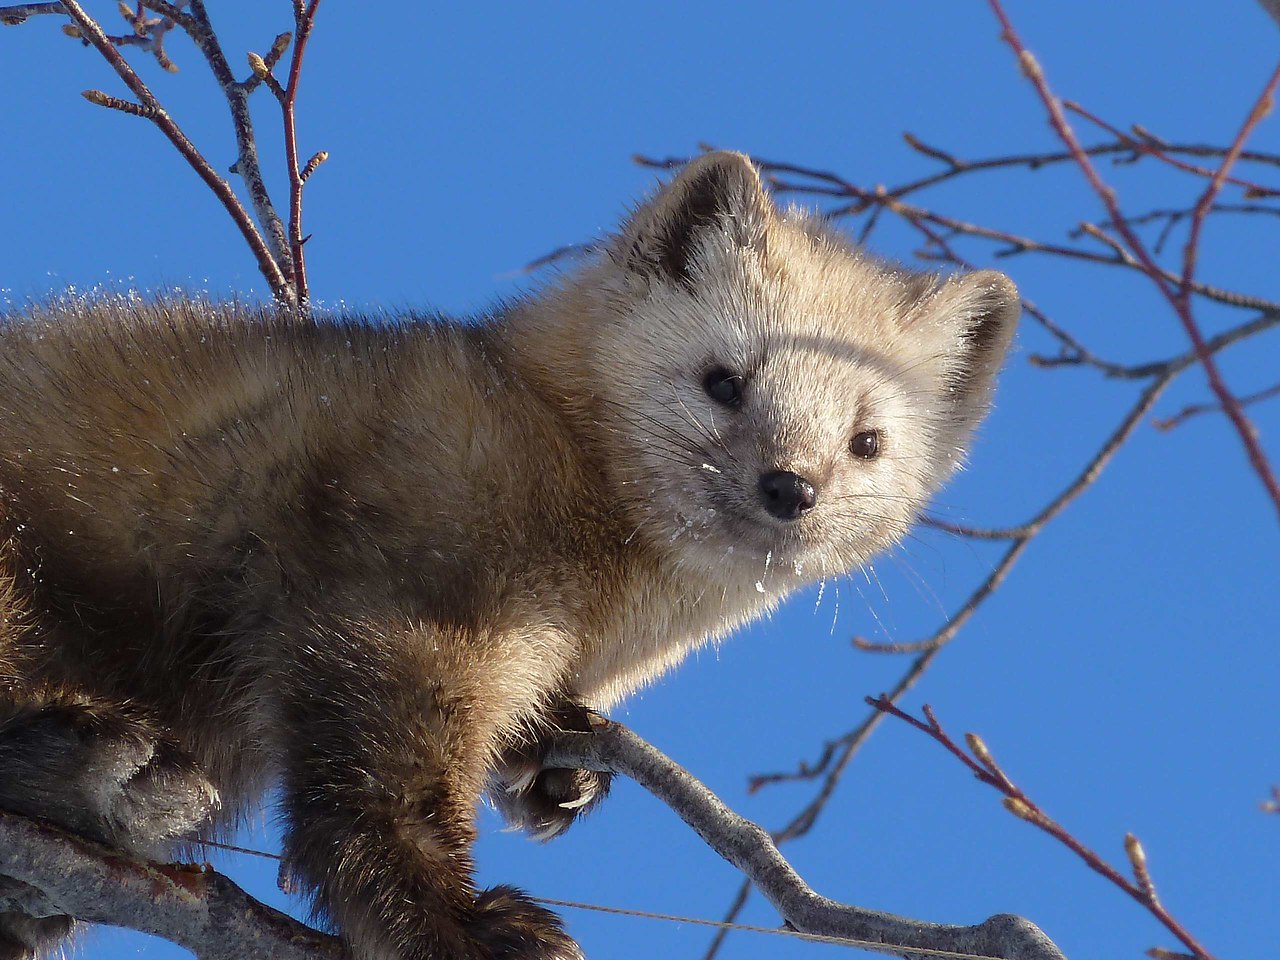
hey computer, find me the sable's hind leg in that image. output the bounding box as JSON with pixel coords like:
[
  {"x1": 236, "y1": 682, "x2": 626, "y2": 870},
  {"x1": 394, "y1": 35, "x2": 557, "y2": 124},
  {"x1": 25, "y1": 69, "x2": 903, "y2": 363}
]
[{"x1": 0, "y1": 690, "x2": 218, "y2": 959}]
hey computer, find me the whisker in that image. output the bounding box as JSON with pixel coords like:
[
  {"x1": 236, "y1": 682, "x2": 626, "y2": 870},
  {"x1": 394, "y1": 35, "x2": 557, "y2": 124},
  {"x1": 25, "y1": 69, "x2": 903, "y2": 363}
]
[{"x1": 601, "y1": 406, "x2": 708, "y2": 455}]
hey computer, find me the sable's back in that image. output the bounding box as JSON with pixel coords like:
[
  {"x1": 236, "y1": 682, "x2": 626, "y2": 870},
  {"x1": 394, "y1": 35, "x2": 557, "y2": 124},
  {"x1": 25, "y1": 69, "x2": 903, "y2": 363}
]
[
  {"x1": 0, "y1": 301, "x2": 420, "y2": 587},
  {"x1": 0, "y1": 300, "x2": 602, "y2": 601}
]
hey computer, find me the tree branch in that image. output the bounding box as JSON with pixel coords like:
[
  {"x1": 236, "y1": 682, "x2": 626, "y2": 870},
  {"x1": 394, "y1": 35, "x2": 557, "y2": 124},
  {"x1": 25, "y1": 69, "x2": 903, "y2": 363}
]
[
  {"x1": 1, "y1": 719, "x2": 1066, "y2": 960},
  {"x1": 546, "y1": 720, "x2": 1067, "y2": 960},
  {"x1": 164, "y1": 0, "x2": 295, "y2": 288},
  {"x1": 0, "y1": 810, "x2": 342, "y2": 960},
  {"x1": 854, "y1": 353, "x2": 1173, "y2": 655},
  {"x1": 0, "y1": 2, "x2": 64, "y2": 24},
  {"x1": 1153, "y1": 379, "x2": 1280, "y2": 431}
]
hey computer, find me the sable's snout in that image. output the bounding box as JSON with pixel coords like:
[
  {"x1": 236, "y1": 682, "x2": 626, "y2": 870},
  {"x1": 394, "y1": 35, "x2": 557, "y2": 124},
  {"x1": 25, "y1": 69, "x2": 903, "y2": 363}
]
[{"x1": 758, "y1": 470, "x2": 817, "y2": 521}]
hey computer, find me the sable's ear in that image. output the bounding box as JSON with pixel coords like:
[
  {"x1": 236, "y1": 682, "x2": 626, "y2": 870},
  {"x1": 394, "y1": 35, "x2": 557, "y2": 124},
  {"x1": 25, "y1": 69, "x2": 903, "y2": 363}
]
[
  {"x1": 616, "y1": 151, "x2": 771, "y2": 285},
  {"x1": 928, "y1": 269, "x2": 1020, "y2": 429}
]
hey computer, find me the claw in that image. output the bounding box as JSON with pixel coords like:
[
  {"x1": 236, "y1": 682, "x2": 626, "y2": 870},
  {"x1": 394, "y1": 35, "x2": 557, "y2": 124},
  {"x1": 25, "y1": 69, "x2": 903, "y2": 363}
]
[
  {"x1": 557, "y1": 792, "x2": 593, "y2": 810},
  {"x1": 531, "y1": 820, "x2": 565, "y2": 842},
  {"x1": 504, "y1": 765, "x2": 538, "y2": 795}
]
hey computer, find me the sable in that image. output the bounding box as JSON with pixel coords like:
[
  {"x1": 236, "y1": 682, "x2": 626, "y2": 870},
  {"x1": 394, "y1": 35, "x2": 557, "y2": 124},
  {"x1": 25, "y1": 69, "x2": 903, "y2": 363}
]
[{"x1": 0, "y1": 152, "x2": 1017, "y2": 960}]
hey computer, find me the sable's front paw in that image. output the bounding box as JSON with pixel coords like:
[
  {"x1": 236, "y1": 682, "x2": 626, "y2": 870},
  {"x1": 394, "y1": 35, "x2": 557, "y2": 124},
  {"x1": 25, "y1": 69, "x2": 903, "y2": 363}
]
[
  {"x1": 492, "y1": 703, "x2": 611, "y2": 841},
  {"x1": 470, "y1": 886, "x2": 583, "y2": 960},
  {"x1": 495, "y1": 763, "x2": 612, "y2": 841}
]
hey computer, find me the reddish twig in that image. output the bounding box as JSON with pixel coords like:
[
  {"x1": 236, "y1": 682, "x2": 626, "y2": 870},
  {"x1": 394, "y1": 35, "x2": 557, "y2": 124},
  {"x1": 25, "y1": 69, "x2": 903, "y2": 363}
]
[
  {"x1": 1065, "y1": 100, "x2": 1280, "y2": 199},
  {"x1": 282, "y1": 0, "x2": 320, "y2": 304},
  {"x1": 1154, "y1": 380, "x2": 1280, "y2": 431},
  {"x1": 53, "y1": 0, "x2": 291, "y2": 303},
  {"x1": 867, "y1": 698, "x2": 1219, "y2": 960},
  {"x1": 247, "y1": 2, "x2": 321, "y2": 306},
  {"x1": 986, "y1": 0, "x2": 1280, "y2": 520},
  {"x1": 1068, "y1": 203, "x2": 1280, "y2": 256}
]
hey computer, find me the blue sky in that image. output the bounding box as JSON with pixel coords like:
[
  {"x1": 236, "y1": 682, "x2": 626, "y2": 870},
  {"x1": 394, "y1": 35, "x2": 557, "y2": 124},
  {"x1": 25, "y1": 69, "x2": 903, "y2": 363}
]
[{"x1": 3, "y1": 2, "x2": 1278, "y2": 959}]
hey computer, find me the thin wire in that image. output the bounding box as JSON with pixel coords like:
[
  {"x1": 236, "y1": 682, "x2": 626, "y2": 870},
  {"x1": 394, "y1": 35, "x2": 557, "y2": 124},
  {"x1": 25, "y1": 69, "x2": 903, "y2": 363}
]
[
  {"x1": 196, "y1": 838, "x2": 280, "y2": 859},
  {"x1": 534, "y1": 896, "x2": 1005, "y2": 960},
  {"x1": 190, "y1": 838, "x2": 1010, "y2": 960}
]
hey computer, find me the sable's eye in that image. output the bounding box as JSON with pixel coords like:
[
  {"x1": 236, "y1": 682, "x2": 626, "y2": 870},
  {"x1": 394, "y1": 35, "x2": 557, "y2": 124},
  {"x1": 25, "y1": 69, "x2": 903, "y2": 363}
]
[
  {"x1": 702, "y1": 366, "x2": 744, "y2": 407},
  {"x1": 850, "y1": 429, "x2": 880, "y2": 459}
]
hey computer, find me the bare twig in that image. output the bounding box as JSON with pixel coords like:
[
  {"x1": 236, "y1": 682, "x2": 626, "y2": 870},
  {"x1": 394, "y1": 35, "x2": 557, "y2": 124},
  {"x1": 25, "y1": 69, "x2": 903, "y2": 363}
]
[
  {"x1": 986, "y1": 0, "x2": 1280, "y2": 519},
  {"x1": 1173, "y1": 62, "x2": 1280, "y2": 495},
  {"x1": 867, "y1": 700, "x2": 1218, "y2": 960},
  {"x1": 0, "y1": 2, "x2": 67, "y2": 24},
  {"x1": 82, "y1": 87, "x2": 156, "y2": 118},
  {"x1": 704, "y1": 646, "x2": 944, "y2": 959},
  {"x1": 8, "y1": 1, "x2": 329, "y2": 307},
  {"x1": 1028, "y1": 309, "x2": 1280, "y2": 381},
  {"x1": 167, "y1": 0, "x2": 293, "y2": 287},
  {"x1": 281, "y1": 0, "x2": 320, "y2": 303},
  {"x1": 247, "y1": 0, "x2": 321, "y2": 304},
  {"x1": 1068, "y1": 203, "x2": 1280, "y2": 256},
  {"x1": 54, "y1": 2, "x2": 182, "y2": 72},
  {"x1": 1154, "y1": 380, "x2": 1280, "y2": 431},
  {"x1": 1064, "y1": 100, "x2": 1279, "y2": 199},
  {"x1": 827, "y1": 184, "x2": 1277, "y2": 315},
  {"x1": 855, "y1": 373, "x2": 1170, "y2": 653},
  {"x1": 547, "y1": 720, "x2": 1065, "y2": 960},
  {"x1": 51, "y1": 0, "x2": 292, "y2": 302}
]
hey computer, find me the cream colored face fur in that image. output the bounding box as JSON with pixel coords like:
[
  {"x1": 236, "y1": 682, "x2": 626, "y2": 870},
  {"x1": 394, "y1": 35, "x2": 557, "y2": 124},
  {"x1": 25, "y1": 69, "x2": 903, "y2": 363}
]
[{"x1": 580, "y1": 153, "x2": 1018, "y2": 593}]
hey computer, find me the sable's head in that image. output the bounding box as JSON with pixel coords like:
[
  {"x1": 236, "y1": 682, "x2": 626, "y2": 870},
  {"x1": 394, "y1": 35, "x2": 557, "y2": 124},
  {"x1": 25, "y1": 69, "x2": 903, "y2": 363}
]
[{"x1": 582, "y1": 151, "x2": 1019, "y2": 586}]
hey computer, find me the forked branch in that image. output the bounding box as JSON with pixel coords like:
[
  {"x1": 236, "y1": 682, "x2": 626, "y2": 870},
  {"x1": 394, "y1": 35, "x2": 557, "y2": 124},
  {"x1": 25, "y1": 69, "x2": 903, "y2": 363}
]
[{"x1": 0, "y1": 720, "x2": 1066, "y2": 960}]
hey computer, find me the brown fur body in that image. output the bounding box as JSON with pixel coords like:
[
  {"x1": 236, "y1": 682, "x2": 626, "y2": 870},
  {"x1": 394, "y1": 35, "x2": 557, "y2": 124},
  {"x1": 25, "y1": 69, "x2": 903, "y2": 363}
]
[{"x1": 0, "y1": 153, "x2": 1018, "y2": 959}]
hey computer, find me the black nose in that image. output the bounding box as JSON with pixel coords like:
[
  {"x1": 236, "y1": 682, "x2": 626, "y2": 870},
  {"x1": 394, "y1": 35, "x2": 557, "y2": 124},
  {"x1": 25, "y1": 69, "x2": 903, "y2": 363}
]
[{"x1": 758, "y1": 470, "x2": 818, "y2": 521}]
